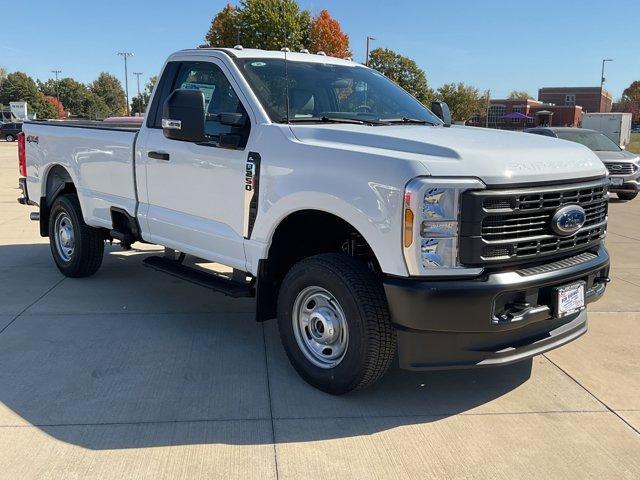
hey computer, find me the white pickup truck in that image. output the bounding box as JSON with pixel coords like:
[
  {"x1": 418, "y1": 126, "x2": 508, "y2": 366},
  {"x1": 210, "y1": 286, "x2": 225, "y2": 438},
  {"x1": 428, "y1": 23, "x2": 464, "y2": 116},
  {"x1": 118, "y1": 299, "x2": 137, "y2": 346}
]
[{"x1": 17, "y1": 47, "x2": 611, "y2": 394}]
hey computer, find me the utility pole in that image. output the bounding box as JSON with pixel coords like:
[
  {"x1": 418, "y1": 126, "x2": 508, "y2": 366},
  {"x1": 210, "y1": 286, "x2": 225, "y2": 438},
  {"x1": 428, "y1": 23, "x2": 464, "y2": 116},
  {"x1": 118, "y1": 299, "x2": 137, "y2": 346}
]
[
  {"x1": 51, "y1": 70, "x2": 62, "y2": 116},
  {"x1": 133, "y1": 72, "x2": 143, "y2": 114},
  {"x1": 485, "y1": 89, "x2": 491, "y2": 128},
  {"x1": 117, "y1": 52, "x2": 134, "y2": 116},
  {"x1": 365, "y1": 36, "x2": 376, "y2": 66},
  {"x1": 600, "y1": 58, "x2": 613, "y2": 112}
]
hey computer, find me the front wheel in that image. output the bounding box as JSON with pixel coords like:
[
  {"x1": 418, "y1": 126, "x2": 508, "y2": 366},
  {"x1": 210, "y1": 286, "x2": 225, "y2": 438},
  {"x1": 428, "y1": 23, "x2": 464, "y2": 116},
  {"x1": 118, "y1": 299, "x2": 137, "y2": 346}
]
[
  {"x1": 5, "y1": 134, "x2": 15, "y2": 142},
  {"x1": 277, "y1": 253, "x2": 396, "y2": 394},
  {"x1": 49, "y1": 194, "x2": 105, "y2": 277},
  {"x1": 617, "y1": 191, "x2": 638, "y2": 201}
]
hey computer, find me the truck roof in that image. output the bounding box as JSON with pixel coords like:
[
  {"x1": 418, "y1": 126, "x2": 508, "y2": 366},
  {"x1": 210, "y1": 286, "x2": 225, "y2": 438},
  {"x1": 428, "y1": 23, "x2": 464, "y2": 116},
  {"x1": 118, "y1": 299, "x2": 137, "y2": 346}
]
[{"x1": 173, "y1": 47, "x2": 359, "y2": 67}]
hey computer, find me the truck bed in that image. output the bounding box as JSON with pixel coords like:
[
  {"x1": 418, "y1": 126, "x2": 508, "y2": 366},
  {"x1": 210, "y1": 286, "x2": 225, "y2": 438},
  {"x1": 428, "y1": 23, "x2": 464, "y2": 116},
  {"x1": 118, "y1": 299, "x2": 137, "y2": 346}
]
[{"x1": 24, "y1": 120, "x2": 140, "y2": 230}]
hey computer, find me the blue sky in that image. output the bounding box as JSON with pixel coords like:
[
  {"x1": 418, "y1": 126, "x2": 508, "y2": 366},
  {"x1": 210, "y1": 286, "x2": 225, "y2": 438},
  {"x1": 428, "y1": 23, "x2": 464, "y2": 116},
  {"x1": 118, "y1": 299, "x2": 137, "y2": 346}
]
[{"x1": 1, "y1": 0, "x2": 637, "y2": 100}]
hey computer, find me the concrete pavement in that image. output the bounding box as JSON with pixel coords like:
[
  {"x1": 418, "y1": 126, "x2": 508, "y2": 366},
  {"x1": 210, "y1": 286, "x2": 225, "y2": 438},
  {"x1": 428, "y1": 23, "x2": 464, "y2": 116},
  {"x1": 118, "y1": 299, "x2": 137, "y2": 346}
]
[{"x1": 0, "y1": 140, "x2": 639, "y2": 479}]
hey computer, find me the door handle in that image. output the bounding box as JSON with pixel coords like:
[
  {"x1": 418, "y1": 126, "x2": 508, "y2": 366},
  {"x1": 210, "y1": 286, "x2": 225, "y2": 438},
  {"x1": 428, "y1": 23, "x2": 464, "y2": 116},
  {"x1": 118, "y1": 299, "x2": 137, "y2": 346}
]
[{"x1": 148, "y1": 151, "x2": 170, "y2": 161}]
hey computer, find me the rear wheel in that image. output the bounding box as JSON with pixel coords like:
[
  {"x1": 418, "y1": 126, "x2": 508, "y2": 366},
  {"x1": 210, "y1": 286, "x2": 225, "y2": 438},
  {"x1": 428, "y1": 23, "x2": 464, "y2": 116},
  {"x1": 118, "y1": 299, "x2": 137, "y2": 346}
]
[
  {"x1": 617, "y1": 191, "x2": 638, "y2": 201},
  {"x1": 277, "y1": 253, "x2": 396, "y2": 394},
  {"x1": 5, "y1": 134, "x2": 15, "y2": 142},
  {"x1": 49, "y1": 194, "x2": 105, "y2": 277}
]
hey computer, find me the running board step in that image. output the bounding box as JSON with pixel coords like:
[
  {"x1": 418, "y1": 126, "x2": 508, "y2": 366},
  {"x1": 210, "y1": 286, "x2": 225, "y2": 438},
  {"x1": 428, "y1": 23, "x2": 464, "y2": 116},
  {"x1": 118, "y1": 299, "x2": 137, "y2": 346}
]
[{"x1": 143, "y1": 256, "x2": 255, "y2": 298}]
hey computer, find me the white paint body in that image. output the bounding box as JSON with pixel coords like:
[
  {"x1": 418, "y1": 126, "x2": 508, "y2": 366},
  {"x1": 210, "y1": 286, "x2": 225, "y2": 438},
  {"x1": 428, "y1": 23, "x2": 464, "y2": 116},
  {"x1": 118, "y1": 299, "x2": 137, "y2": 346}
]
[
  {"x1": 582, "y1": 112, "x2": 633, "y2": 147},
  {"x1": 23, "y1": 49, "x2": 608, "y2": 278}
]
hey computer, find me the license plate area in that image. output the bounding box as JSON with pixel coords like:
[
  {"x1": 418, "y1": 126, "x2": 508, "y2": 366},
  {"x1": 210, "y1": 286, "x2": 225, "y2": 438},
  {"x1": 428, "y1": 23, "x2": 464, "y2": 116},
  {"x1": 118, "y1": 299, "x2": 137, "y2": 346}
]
[
  {"x1": 611, "y1": 177, "x2": 624, "y2": 186},
  {"x1": 554, "y1": 281, "x2": 586, "y2": 318}
]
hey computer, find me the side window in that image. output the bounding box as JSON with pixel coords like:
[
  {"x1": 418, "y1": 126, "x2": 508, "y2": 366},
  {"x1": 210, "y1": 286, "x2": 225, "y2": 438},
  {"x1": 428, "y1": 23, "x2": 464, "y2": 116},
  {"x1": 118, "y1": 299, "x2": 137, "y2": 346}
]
[{"x1": 172, "y1": 61, "x2": 250, "y2": 147}]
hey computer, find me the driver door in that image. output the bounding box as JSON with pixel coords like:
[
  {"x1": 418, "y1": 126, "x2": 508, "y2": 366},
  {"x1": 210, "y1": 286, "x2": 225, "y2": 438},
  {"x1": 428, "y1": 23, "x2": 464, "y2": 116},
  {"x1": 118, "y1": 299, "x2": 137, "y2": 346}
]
[{"x1": 140, "y1": 59, "x2": 251, "y2": 270}]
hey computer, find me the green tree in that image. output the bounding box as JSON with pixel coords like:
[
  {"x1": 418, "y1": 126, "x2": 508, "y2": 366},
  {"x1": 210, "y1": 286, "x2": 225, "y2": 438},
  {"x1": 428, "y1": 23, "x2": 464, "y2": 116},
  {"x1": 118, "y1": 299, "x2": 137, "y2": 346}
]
[
  {"x1": 90, "y1": 73, "x2": 126, "y2": 116},
  {"x1": 130, "y1": 75, "x2": 158, "y2": 115},
  {"x1": 508, "y1": 90, "x2": 531, "y2": 100},
  {"x1": 80, "y1": 92, "x2": 110, "y2": 120},
  {"x1": 436, "y1": 83, "x2": 485, "y2": 123},
  {"x1": 0, "y1": 71, "x2": 57, "y2": 119},
  {"x1": 207, "y1": 0, "x2": 311, "y2": 51},
  {"x1": 367, "y1": 48, "x2": 434, "y2": 105},
  {"x1": 39, "y1": 77, "x2": 89, "y2": 116},
  {"x1": 205, "y1": 3, "x2": 239, "y2": 47}
]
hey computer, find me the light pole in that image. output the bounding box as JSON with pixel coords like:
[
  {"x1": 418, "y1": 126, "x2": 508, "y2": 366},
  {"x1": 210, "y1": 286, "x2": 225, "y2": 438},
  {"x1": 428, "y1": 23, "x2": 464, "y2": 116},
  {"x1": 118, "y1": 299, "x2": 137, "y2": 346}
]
[
  {"x1": 117, "y1": 52, "x2": 134, "y2": 116},
  {"x1": 133, "y1": 72, "x2": 143, "y2": 114},
  {"x1": 600, "y1": 58, "x2": 613, "y2": 113},
  {"x1": 365, "y1": 36, "x2": 376, "y2": 66},
  {"x1": 51, "y1": 69, "x2": 62, "y2": 116}
]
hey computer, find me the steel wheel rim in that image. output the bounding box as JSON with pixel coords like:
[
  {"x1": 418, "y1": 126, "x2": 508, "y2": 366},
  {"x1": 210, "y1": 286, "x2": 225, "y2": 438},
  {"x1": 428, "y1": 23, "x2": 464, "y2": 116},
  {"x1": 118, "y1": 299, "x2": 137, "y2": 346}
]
[
  {"x1": 292, "y1": 286, "x2": 349, "y2": 369},
  {"x1": 54, "y1": 212, "x2": 75, "y2": 262}
]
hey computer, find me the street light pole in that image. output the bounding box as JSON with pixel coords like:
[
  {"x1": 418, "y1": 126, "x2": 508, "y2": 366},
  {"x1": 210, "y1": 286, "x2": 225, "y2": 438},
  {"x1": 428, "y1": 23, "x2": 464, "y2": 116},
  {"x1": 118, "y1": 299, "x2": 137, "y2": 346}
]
[
  {"x1": 117, "y1": 52, "x2": 134, "y2": 116},
  {"x1": 365, "y1": 36, "x2": 376, "y2": 66},
  {"x1": 600, "y1": 58, "x2": 613, "y2": 112},
  {"x1": 133, "y1": 72, "x2": 143, "y2": 114},
  {"x1": 51, "y1": 69, "x2": 62, "y2": 116}
]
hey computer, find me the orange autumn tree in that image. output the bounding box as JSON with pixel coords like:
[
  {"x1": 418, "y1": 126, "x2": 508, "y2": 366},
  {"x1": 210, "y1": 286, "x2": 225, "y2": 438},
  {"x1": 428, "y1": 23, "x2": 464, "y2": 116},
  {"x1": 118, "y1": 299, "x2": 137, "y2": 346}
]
[{"x1": 309, "y1": 10, "x2": 351, "y2": 58}]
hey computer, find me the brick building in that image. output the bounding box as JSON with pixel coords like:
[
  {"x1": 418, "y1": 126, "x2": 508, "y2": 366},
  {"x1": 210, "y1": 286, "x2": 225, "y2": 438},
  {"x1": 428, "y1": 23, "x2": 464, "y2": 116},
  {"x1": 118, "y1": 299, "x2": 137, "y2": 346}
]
[
  {"x1": 468, "y1": 98, "x2": 583, "y2": 130},
  {"x1": 538, "y1": 87, "x2": 612, "y2": 113}
]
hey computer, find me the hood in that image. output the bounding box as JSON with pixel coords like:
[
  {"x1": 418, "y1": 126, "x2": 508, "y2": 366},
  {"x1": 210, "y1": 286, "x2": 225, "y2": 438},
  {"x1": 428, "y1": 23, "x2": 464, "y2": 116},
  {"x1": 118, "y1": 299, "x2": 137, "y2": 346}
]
[
  {"x1": 593, "y1": 149, "x2": 639, "y2": 163},
  {"x1": 289, "y1": 124, "x2": 606, "y2": 185}
]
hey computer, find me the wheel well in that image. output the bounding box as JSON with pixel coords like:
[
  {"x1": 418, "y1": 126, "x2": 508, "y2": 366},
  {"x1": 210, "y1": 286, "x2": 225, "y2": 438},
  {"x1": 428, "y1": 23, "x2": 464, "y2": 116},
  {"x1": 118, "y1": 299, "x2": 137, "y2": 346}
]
[
  {"x1": 40, "y1": 165, "x2": 77, "y2": 237},
  {"x1": 255, "y1": 210, "x2": 380, "y2": 321}
]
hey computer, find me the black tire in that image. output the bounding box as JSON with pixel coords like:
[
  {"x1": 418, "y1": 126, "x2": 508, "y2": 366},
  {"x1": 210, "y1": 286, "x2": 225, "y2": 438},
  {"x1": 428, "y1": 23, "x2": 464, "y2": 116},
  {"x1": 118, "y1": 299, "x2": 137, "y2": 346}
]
[
  {"x1": 617, "y1": 191, "x2": 638, "y2": 201},
  {"x1": 48, "y1": 194, "x2": 104, "y2": 277},
  {"x1": 5, "y1": 134, "x2": 15, "y2": 142},
  {"x1": 277, "y1": 253, "x2": 396, "y2": 394}
]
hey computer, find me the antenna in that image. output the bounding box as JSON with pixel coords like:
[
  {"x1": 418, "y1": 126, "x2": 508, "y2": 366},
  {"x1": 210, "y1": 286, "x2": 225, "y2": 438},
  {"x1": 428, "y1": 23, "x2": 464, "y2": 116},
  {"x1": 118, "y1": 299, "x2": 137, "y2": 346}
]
[{"x1": 280, "y1": 1, "x2": 290, "y2": 124}]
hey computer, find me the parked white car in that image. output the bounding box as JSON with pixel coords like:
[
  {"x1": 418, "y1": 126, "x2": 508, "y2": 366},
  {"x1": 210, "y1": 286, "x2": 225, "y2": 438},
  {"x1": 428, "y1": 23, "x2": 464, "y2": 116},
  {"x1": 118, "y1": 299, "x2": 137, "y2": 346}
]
[{"x1": 17, "y1": 48, "x2": 611, "y2": 393}]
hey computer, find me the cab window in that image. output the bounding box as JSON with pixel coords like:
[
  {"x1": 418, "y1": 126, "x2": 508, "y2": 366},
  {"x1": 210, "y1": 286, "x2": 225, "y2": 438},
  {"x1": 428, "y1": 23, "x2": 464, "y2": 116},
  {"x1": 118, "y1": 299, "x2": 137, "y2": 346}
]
[{"x1": 151, "y1": 61, "x2": 250, "y2": 148}]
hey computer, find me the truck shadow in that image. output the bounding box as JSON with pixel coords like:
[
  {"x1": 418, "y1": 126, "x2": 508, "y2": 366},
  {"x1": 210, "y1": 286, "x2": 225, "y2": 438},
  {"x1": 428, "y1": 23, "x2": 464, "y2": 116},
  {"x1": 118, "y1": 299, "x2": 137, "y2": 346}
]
[{"x1": 0, "y1": 243, "x2": 532, "y2": 450}]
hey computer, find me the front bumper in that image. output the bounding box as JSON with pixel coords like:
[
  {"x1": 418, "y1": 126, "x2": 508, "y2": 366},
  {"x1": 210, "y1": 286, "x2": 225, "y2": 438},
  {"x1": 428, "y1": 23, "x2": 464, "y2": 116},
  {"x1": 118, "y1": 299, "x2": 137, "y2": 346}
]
[
  {"x1": 608, "y1": 170, "x2": 640, "y2": 193},
  {"x1": 384, "y1": 245, "x2": 610, "y2": 370}
]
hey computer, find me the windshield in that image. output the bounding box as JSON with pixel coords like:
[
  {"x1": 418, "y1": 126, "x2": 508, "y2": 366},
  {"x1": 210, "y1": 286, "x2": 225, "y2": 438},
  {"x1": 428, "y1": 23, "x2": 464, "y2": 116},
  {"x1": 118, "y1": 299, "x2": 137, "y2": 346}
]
[
  {"x1": 236, "y1": 58, "x2": 442, "y2": 125},
  {"x1": 555, "y1": 130, "x2": 621, "y2": 152}
]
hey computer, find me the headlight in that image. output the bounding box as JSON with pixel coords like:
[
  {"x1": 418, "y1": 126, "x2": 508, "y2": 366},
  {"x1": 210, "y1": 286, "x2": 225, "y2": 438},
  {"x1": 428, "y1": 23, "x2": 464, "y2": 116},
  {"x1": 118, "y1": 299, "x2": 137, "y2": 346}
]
[{"x1": 403, "y1": 177, "x2": 485, "y2": 276}]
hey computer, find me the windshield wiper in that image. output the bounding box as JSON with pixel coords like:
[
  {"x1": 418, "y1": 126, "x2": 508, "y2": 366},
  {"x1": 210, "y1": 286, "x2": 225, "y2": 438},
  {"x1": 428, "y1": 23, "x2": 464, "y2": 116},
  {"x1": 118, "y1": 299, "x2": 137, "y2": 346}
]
[
  {"x1": 380, "y1": 117, "x2": 437, "y2": 125},
  {"x1": 284, "y1": 116, "x2": 366, "y2": 125}
]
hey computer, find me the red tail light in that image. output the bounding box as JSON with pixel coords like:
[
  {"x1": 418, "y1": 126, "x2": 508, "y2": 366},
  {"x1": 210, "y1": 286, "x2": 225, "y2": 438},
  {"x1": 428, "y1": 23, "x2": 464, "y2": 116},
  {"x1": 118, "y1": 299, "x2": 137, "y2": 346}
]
[{"x1": 18, "y1": 132, "x2": 26, "y2": 177}]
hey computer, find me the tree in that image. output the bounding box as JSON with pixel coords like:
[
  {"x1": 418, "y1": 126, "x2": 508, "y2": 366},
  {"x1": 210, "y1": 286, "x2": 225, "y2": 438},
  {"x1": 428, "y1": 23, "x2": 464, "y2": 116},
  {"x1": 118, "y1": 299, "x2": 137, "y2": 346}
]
[
  {"x1": 206, "y1": 0, "x2": 311, "y2": 51},
  {"x1": 43, "y1": 95, "x2": 65, "y2": 119},
  {"x1": 622, "y1": 81, "x2": 640, "y2": 103},
  {"x1": 130, "y1": 75, "x2": 157, "y2": 115},
  {"x1": 80, "y1": 92, "x2": 110, "y2": 120},
  {"x1": 0, "y1": 71, "x2": 57, "y2": 119},
  {"x1": 436, "y1": 83, "x2": 485, "y2": 123},
  {"x1": 508, "y1": 90, "x2": 531, "y2": 100},
  {"x1": 90, "y1": 73, "x2": 126, "y2": 116},
  {"x1": 367, "y1": 48, "x2": 434, "y2": 105},
  {"x1": 39, "y1": 77, "x2": 88, "y2": 116},
  {"x1": 309, "y1": 10, "x2": 351, "y2": 57},
  {"x1": 205, "y1": 3, "x2": 239, "y2": 47}
]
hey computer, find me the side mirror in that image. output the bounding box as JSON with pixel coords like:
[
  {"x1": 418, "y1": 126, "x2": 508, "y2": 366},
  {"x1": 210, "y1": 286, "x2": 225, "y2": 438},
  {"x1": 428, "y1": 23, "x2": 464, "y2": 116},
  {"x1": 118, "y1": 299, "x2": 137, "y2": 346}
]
[
  {"x1": 162, "y1": 89, "x2": 206, "y2": 142},
  {"x1": 431, "y1": 101, "x2": 452, "y2": 127}
]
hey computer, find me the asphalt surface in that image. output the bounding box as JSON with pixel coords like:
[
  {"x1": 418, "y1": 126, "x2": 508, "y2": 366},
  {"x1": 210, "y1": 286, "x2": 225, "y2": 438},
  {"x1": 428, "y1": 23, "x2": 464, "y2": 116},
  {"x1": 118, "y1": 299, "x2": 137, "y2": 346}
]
[{"x1": 0, "y1": 140, "x2": 639, "y2": 479}]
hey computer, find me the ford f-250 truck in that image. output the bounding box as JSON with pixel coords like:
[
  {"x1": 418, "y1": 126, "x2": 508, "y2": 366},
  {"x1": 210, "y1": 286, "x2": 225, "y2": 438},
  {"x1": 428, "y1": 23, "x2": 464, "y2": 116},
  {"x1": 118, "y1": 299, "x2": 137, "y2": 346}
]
[{"x1": 17, "y1": 47, "x2": 611, "y2": 394}]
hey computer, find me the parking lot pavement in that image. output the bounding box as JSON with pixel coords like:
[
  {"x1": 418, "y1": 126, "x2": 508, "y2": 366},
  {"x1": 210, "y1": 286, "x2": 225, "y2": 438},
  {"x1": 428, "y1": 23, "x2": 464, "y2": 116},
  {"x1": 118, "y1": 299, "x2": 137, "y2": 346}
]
[{"x1": 0, "y1": 140, "x2": 639, "y2": 479}]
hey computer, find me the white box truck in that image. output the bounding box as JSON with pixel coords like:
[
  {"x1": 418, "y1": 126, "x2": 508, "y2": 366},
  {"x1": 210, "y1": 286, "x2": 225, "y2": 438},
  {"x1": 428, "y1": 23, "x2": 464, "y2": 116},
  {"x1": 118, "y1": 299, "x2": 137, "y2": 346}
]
[{"x1": 582, "y1": 112, "x2": 632, "y2": 147}]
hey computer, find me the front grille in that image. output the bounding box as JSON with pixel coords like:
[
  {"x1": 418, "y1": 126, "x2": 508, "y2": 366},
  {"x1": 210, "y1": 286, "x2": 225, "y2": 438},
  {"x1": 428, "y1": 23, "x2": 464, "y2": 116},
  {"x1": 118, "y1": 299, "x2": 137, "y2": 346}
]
[
  {"x1": 605, "y1": 163, "x2": 636, "y2": 175},
  {"x1": 459, "y1": 178, "x2": 608, "y2": 266}
]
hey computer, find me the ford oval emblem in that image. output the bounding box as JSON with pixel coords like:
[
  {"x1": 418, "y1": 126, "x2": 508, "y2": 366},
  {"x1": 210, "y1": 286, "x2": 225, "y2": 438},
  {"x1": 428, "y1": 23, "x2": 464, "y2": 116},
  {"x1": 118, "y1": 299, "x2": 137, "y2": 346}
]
[{"x1": 551, "y1": 205, "x2": 586, "y2": 236}]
